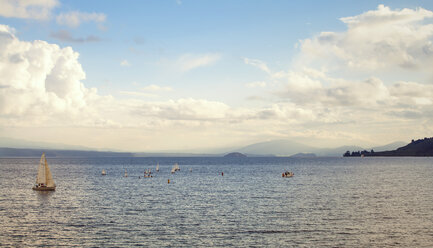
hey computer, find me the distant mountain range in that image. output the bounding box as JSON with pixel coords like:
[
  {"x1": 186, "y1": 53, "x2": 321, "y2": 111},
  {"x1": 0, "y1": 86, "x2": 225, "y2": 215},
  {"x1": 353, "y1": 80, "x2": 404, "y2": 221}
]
[
  {"x1": 0, "y1": 137, "x2": 107, "y2": 151},
  {"x1": 235, "y1": 140, "x2": 313, "y2": 156},
  {"x1": 0, "y1": 147, "x2": 133, "y2": 158},
  {"x1": 231, "y1": 139, "x2": 406, "y2": 157},
  {"x1": 0, "y1": 137, "x2": 408, "y2": 158}
]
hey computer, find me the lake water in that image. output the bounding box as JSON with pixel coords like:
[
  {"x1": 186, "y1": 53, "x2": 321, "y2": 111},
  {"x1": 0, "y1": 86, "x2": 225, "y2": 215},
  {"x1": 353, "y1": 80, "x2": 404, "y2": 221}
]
[{"x1": 0, "y1": 157, "x2": 432, "y2": 247}]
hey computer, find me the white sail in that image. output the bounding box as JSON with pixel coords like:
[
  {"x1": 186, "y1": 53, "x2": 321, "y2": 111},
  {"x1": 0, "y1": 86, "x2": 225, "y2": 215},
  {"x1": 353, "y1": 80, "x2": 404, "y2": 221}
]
[
  {"x1": 171, "y1": 165, "x2": 176, "y2": 173},
  {"x1": 36, "y1": 153, "x2": 46, "y2": 185},
  {"x1": 102, "y1": 169, "x2": 106, "y2": 175},
  {"x1": 156, "y1": 162, "x2": 159, "y2": 172},
  {"x1": 44, "y1": 155, "x2": 55, "y2": 187}
]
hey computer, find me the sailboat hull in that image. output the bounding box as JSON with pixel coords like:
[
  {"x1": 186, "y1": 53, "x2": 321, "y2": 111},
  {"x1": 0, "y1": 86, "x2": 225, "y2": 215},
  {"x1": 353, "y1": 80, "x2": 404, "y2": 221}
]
[{"x1": 32, "y1": 186, "x2": 56, "y2": 191}]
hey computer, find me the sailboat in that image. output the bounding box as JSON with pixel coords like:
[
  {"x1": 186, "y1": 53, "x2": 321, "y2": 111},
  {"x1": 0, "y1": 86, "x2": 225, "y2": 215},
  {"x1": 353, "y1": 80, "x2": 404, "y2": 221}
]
[
  {"x1": 101, "y1": 169, "x2": 106, "y2": 175},
  {"x1": 171, "y1": 164, "x2": 176, "y2": 174},
  {"x1": 156, "y1": 162, "x2": 159, "y2": 172},
  {"x1": 124, "y1": 168, "x2": 128, "y2": 177},
  {"x1": 174, "y1": 163, "x2": 180, "y2": 171},
  {"x1": 32, "y1": 153, "x2": 56, "y2": 191}
]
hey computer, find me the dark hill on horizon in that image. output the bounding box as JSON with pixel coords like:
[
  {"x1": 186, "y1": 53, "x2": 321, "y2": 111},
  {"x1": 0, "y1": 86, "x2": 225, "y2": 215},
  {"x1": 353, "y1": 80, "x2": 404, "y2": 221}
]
[
  {"x1": 344, "y1": 138, "x2": 433, "y2": 157},
  {"x1": 224, "y1": 152, "x2": 247, "y2": 158}
]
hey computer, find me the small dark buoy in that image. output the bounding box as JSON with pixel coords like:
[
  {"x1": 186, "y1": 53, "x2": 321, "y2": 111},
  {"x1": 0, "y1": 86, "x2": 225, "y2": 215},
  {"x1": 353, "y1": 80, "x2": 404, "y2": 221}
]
[
  {"x1": 168, "y1": 179, "x2": 170, "y2": 184},
  {"x1": 221, "y1": 172, "x2": 224, "y2": 176}
]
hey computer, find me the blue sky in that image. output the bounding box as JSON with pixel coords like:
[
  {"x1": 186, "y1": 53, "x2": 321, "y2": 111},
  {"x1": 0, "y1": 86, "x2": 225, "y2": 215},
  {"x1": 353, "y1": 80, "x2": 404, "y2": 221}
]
[{"x1": 1, "y1": 0, "x2": 433, "y2": 152}]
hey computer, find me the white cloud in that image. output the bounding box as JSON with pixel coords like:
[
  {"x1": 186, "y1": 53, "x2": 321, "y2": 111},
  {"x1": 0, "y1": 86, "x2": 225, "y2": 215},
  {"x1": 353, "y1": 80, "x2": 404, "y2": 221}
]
[
  {"x1": 142, "y1": 84, "x2": 172, "y2": 92},
  {"x1": 245, "y1": 81, "x2": 267, "y2": 88},
  {"x1": 0, "y1": 24, "x2": 106, "y2": 126},
  {"x1": 117, "y1": 84, "x2": 173, "y2": 98},
  {"x1": 340, "y1": 4, "x2": 433, "y2": 27},
  {"x1": 177, "y1": 53, "x2": 221, "y2": 72},
  {"x1": 299, "y1": 5, "x2": 433, "y2": 72},
  {"x1": 389, "y1": 81, "x2": 433, "y2": 106},
  {"x1": 135, "y1": 98, "x2": 231, "y2": 121},
  {"x1": 56, "y1": 11, "x2": 106, "y2": 28},
  {"x1": 274, "y1": 5, "x2": 433, "y2": 115},
  {"x1": 243, "y1": 58, "x2": 271, "y2": 74},
  {"x1": 119, "y1": 91, "x2": 156, "y2": 98},
  {"x1": 0, "y1": 0, "x2": 58, "y2": 20},
  {"x1": 278, "y1": 72, "x2": 392, "y2": 107},
  {"x1": 120, "y1": 59, "x2": 131, "y2": 67}
]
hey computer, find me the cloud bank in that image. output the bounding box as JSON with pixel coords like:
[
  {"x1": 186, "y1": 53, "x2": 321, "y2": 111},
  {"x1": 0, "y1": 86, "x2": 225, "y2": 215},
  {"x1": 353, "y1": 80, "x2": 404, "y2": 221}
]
[
  {"x1": 245, "y1": 5, "x2": 433, "y2": 144},
  {"x1": 0, "y1": 0, "x2": 58, "y2": 20}
]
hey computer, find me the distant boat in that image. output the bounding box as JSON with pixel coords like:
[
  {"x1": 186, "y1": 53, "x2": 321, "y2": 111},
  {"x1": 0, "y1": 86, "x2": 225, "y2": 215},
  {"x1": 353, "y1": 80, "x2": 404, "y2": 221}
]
[
  {"x1": 144, "y1": 168, "x2": 153, "y2": 178},
  {"x1": 189, "y1": 168, "x2": 192, "y2": 172},
  {"x1": 102, "y1": 169, "x2": 106, "y2": 175},
  {"x1": 282, "y1": 171, "x2": 294, "y2": 178},
  {"x1": 32, "y1": 153, "x2": 56, "y2": 191},
  {"x1": 156, "y1": 162, "x2": 159, "y2": 172},
  {"x1": 174, "y1": 163, "x2": 180, "y2": 171},
  {"x1": 171, "y1": 164, "x2": 176, "y2": 174},
  {"x1": 144, "y1": 168, "x2": 152, "y2": 177},
  {"x1": 124, "y1": 168, "x2": 128, "y2": 177}
]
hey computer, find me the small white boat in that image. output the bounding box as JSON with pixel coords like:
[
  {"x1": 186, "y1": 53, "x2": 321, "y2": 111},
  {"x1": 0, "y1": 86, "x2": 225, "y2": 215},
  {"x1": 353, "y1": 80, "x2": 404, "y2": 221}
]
[
  {"x1": 102, "y1": 169, "x2": 106, "y2": 175},
  {"x1": 174, "y1": 163, "x2": 180, "y2": 171},
  {"x1": 156, "y1": 162, "x2": 159, "y2": 172},
  {"x1": 171, "y1": 165, "x2": 176, "y2": 174},
  {"x1": 32, "y1": 153, "x2": 56, "y2": 191}
]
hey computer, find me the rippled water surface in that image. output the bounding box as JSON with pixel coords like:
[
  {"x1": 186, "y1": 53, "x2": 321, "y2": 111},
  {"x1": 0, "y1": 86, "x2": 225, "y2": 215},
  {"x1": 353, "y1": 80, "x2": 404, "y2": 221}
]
[{"x1": 1, "y1": 157, "x2": 432, "y2": 247}]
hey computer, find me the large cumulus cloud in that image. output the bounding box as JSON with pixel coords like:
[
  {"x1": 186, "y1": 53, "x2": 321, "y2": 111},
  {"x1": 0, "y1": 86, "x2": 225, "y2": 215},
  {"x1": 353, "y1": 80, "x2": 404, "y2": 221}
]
[{"x1": 0, "y1": 24, "x2": 102, "y2": 126}]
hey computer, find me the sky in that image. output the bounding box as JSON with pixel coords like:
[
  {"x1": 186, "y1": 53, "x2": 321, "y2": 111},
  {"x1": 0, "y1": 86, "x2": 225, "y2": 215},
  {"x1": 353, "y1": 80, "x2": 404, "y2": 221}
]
[{"x1": 1, "y1": 0, "x2": 433, "y2": 152}]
